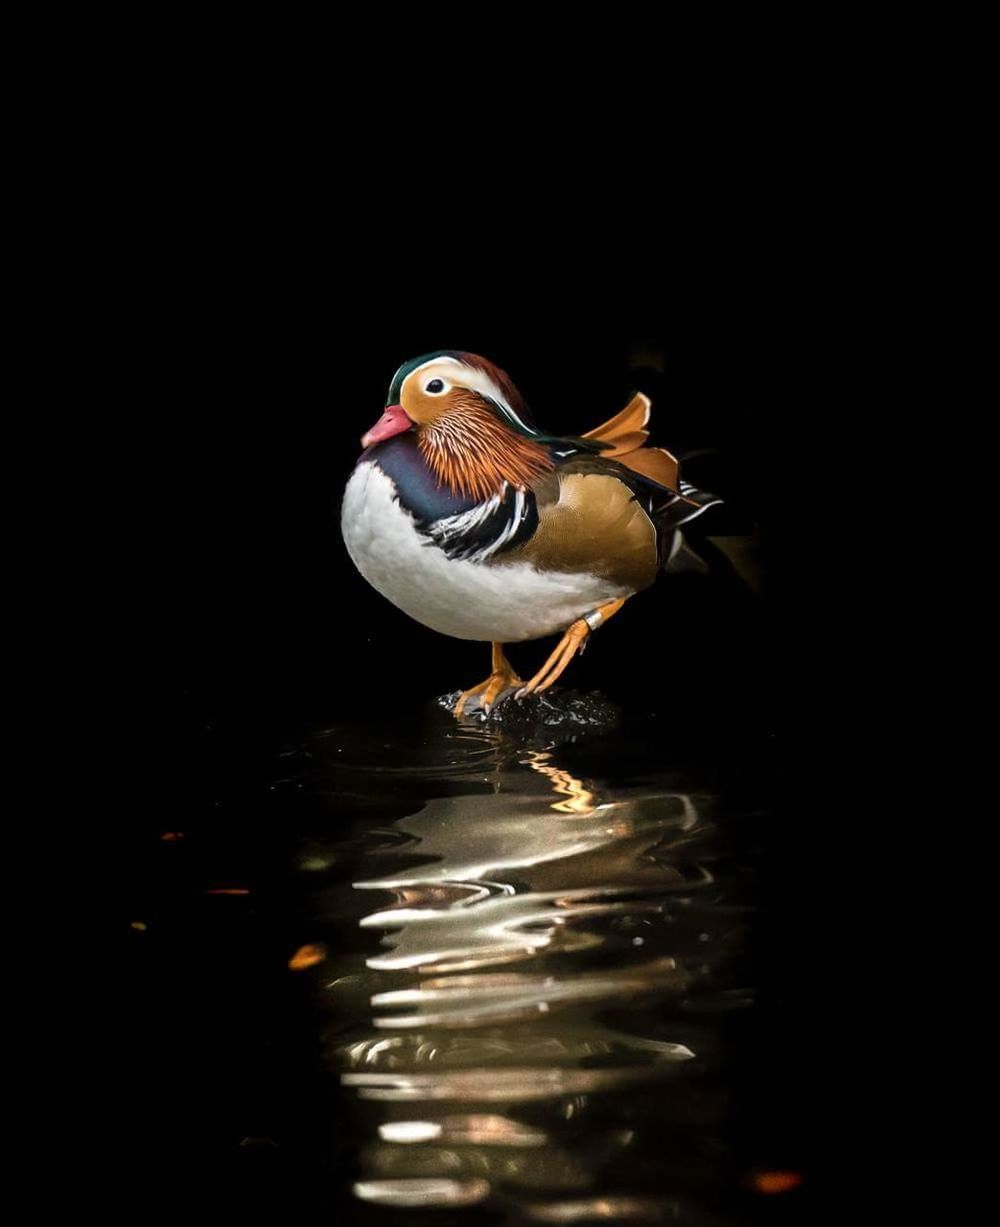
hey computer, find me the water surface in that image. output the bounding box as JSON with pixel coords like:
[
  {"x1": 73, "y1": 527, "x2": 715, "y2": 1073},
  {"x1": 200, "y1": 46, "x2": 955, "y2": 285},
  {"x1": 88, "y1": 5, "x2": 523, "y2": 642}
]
[{"x1": 125, "y1": 694, "x2": 801, "y2": 1223}]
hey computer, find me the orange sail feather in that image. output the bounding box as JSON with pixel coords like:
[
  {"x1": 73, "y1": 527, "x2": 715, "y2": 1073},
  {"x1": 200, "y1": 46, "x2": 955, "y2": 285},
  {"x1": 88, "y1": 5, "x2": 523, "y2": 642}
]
[{"x1": 584, "y1": 393, "x2": 679, "y2": 490}]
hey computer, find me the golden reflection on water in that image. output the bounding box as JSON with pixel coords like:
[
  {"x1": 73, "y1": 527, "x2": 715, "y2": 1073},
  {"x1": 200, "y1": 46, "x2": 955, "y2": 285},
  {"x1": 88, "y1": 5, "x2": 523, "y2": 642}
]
[
  {"x1": 521, "y1": 751, "x2": 598, "y2": 814},
  {"x1": 307, "y1": 720, "x2": 748, "y2": 1220}
]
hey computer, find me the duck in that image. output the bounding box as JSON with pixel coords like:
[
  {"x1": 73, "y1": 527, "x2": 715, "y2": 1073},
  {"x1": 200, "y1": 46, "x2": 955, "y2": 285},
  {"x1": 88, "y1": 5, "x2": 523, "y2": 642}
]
[{"x1": 341, "y1": 351, "x2": 720, "y2": 715}]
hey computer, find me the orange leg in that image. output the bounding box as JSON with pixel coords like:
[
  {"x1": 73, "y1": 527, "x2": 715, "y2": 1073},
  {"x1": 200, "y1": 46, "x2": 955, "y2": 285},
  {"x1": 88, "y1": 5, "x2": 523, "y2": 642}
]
[
  {"x1": 516, "y1": 598, "x2": 627, "y2": 699},
  {"x1": 453, "y1": 643, "x2": 524, "y2": 716}
]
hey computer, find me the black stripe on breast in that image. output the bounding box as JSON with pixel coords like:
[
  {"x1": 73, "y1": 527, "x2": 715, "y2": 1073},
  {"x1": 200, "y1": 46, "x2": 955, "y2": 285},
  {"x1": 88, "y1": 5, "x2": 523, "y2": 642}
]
[
  {"x1": 365, "y1": 433, "x2": 538, "y2": 562},
  {"x1": 422, "y1": 484, "x2": 539, "y2": 562}
]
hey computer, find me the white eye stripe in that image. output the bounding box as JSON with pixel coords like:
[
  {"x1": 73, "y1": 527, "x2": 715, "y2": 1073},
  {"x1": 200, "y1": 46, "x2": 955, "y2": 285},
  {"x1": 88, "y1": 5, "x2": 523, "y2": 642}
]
[
  {"x1": 412, "y1": 355, "x2": 463, "y2": 374},
  {"x1": 404, "y1": 357, "x2": 531, "y2": 431}
]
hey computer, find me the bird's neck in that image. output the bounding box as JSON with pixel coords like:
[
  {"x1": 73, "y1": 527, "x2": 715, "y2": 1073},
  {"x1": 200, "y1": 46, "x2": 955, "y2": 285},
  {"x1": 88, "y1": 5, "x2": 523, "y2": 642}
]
[{"x1": 418, "y1": 400, "x2": 553, "y2": 502}]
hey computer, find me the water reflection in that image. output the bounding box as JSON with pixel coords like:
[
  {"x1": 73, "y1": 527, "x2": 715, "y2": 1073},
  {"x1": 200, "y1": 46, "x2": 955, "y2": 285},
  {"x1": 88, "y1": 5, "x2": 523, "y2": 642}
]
[{"x1": 290, "y1": 703, "x2": 760, "y2": 1222}]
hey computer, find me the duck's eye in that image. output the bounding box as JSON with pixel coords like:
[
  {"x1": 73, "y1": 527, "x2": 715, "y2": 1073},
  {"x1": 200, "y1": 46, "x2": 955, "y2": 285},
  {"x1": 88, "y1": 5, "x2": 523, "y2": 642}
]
[{"x1": 425, "y1": 378, "x2": 445, "y2": 394}]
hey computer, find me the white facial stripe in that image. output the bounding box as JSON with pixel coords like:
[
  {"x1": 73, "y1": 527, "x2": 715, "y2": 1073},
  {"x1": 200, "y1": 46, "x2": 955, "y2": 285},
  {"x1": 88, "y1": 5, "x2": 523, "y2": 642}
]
[
  {"x1": 401, "y1": 357, "x2": 462, "y2": 401},
  {"x1": 401, "y1": 357, "x2": 533, "y2": 434},
  {"x1": 412, "y1": 355, "x2": 463, "y2": 374}
]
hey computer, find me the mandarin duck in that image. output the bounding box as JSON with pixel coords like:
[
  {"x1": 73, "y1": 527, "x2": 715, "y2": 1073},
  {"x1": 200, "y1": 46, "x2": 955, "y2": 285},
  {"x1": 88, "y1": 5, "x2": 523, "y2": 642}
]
[{"x1": 342, "y1": 351, "x2": 720, "y2": 715}]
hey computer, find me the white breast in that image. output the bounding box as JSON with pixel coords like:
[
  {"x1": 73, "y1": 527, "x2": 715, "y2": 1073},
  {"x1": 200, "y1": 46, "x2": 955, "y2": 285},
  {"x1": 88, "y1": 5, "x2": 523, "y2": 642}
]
[{"x1": 341, "y1": 462, "x2": 628, "y2": 643}]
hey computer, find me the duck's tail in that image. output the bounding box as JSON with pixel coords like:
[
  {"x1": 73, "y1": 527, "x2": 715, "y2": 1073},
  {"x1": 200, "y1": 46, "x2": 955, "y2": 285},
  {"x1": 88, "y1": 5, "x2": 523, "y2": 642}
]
[{"x1": 584, "y1": 394, "x2": 759, "y2": 594}]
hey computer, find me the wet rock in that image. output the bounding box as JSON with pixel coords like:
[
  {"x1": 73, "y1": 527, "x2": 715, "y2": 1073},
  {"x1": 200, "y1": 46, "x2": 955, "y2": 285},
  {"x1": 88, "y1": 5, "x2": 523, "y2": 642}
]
[{"x1": 437, "y1": 688, "x2": 621, "y2": 736}]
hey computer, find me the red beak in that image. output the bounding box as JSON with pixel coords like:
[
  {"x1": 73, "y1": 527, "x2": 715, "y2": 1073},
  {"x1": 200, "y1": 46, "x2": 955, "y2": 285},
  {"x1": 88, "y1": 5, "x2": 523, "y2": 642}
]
[{"x1": 361, "y1": 404, "x2": 413, "y2": 450}]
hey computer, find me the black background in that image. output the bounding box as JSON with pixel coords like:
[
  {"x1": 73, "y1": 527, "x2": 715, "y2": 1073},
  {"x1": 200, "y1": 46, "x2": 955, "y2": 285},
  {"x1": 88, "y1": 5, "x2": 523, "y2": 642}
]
[
  {"x1": 119, "y1": 243, "x2": 800, "y2": 726},
  {"x1": 86, "y1": 174, "x2": 891, "y2": 1221}
]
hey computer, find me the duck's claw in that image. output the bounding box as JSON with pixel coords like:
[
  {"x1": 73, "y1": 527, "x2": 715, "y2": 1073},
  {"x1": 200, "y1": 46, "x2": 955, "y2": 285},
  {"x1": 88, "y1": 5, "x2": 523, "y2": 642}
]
[
  {"x1": 453, "y1": 667, "x2": 524, "y2": 717},
  {"x1": 515, "y1": 598, "x2": 628, "y2": 700},
  {"x1": 515, "y1": 619, "x2": 590, "y2": 699}
]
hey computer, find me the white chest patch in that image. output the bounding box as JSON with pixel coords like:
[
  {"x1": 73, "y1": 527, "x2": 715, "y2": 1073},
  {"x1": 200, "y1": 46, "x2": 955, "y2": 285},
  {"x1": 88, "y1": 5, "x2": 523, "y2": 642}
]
[{"x1": 341, "y1": 462, "x2": 629, "y2": 643}]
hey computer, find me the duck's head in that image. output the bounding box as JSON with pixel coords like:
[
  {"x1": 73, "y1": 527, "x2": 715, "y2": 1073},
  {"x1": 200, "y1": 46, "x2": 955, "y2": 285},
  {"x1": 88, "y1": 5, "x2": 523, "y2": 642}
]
[
  {"x1": 361, "y1": 351, "x2": 535, "y2": 448},
  {"x1": 361, "y1": 351, "x2": 552, "y2": 500}
]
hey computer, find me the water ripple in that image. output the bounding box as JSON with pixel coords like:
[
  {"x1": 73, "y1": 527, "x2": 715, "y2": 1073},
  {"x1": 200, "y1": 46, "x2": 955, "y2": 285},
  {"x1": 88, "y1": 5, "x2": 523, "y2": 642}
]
[{"x1": 296, "y1": 712, "x2": 762, "y2": 1221}]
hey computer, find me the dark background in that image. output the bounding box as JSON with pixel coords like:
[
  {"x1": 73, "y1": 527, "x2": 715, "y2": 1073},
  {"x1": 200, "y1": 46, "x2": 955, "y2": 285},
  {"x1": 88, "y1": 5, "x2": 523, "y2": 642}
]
[
  {"x1": 121, "y1": 255, "x2": 794, "y2": 726},
  {"x1": 92, "y1": 201, "x2": 887, "y2": 1221}
]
